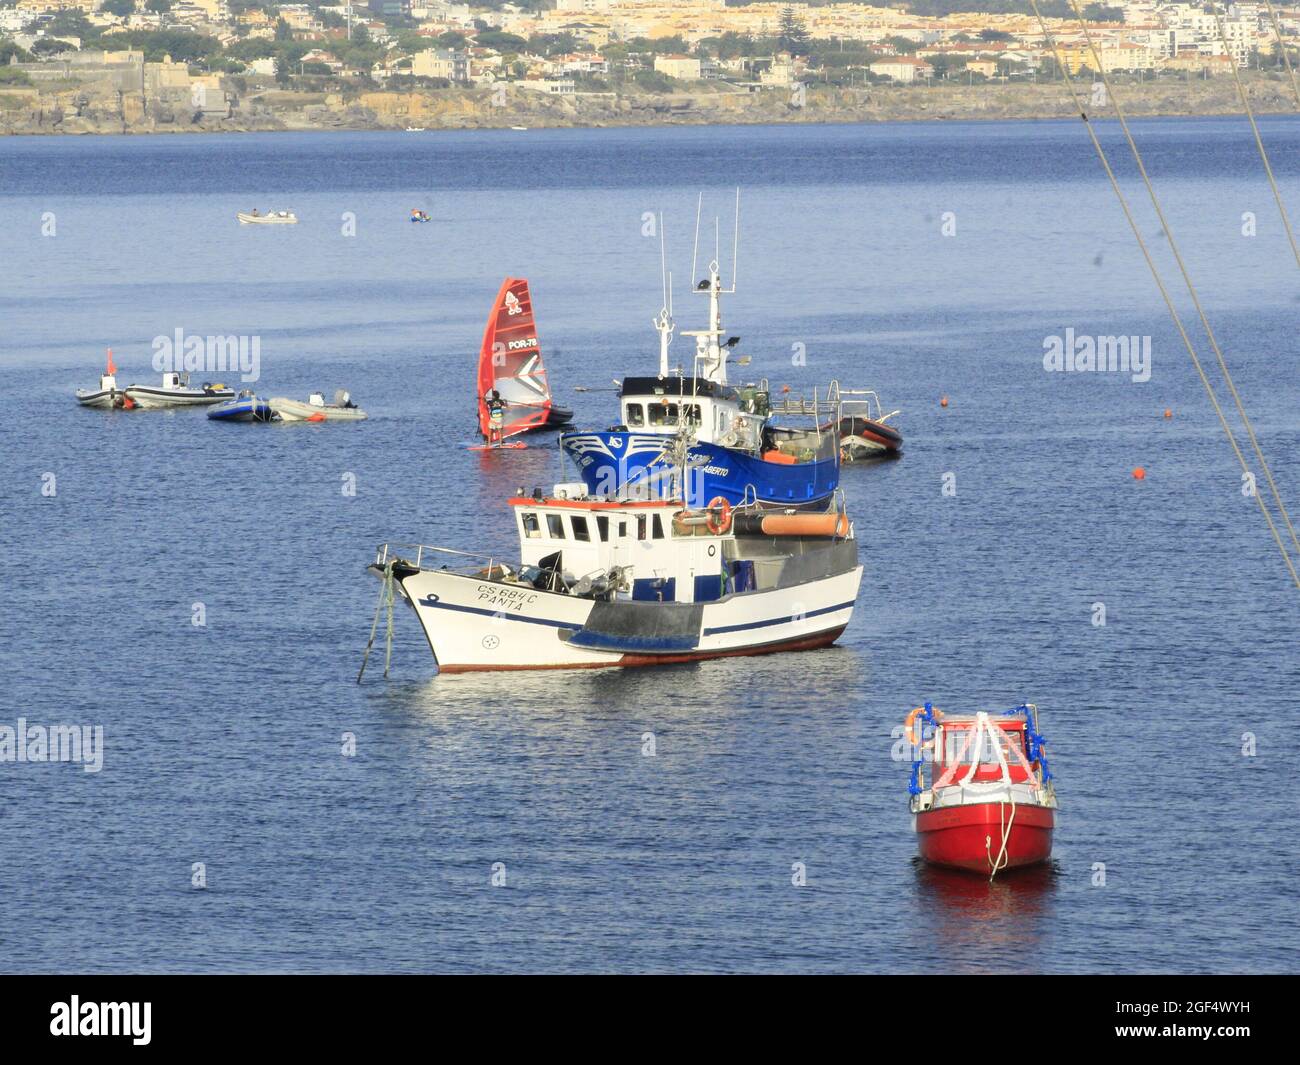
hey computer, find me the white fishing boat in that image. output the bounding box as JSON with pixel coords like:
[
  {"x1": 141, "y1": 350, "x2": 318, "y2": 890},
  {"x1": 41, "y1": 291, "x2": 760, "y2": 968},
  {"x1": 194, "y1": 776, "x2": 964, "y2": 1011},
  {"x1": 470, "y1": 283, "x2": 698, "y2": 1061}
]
[
  {"x1": 75, "y1": 349, "x2": 129, "y2": 409},
  {"x1": 124, "y1": 371, "x2": 235, "y2": 409},
  {"x1": 237, "y1": 210, "x2": 298, "y2": 225},
  {"x1": 269, "y1": 390, "x2": 368, "y2": 422},
  {"x1": 366, "y1": 484, "x2": 862, "y2": 673}
]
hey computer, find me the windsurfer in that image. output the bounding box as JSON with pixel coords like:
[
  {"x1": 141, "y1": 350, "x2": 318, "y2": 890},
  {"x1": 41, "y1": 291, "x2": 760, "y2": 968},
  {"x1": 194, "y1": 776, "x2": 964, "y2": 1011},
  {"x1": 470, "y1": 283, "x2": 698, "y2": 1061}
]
[{"x1": 485, "y1": 389, "x2": 506, "y2": 445}]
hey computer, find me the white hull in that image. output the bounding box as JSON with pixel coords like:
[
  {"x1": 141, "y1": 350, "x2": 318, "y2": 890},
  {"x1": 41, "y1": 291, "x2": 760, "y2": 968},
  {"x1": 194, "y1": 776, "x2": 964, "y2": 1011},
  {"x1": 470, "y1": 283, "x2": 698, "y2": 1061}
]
[
  {"x1": 269, "y1": 397, "x2": 368, "y2": 422},
  {"x1": 75, "y1": 388, "x2": 123, "y2": 409},
  {"x1": 124, "y1": 387, "x2": 232, "y2": 408},
  {"x1": 390, "y1": 564, "x2": 862, "y2": 672},
  {"x1": 237, "y1": 212, "x2": 297, "y2": 225}
]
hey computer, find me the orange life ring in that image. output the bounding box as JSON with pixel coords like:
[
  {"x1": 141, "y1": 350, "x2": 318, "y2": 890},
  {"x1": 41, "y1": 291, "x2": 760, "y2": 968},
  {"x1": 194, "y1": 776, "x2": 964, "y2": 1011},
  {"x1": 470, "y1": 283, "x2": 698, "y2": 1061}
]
[
  {"x1": 705, "y1": 496, "x2": 732, "y2": 535},
  {"x1": 904, "y1": 705, "x2": 942, "y2": 746}
]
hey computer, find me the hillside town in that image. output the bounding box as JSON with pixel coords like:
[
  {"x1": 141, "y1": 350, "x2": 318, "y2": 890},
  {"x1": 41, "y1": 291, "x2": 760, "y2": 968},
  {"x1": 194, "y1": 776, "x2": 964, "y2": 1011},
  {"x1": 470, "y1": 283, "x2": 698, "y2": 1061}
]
[{"x1": 3, "y1": 0, "x2": 1300, "y2": 132}]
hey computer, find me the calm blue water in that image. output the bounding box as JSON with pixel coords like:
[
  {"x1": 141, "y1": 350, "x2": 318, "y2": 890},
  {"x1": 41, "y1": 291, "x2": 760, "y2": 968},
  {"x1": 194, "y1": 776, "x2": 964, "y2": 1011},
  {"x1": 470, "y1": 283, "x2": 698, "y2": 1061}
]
[{"x1": 1, "y1": 120, "x2": 1297, "y2": 973}]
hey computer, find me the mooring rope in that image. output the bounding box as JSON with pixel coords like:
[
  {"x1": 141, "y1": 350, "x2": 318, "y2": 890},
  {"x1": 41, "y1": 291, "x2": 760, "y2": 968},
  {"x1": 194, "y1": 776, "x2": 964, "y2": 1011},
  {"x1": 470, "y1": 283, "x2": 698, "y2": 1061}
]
[{"x1": 1028, "y1": 0, "x2": 1300, "y2": 589}]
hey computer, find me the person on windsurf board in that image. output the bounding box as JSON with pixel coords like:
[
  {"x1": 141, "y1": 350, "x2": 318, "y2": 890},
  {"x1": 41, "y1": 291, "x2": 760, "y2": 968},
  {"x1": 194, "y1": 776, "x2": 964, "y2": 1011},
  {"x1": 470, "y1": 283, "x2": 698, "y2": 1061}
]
[{"x1": 469, "y1": 278, "x2": 572, "y2": 451}]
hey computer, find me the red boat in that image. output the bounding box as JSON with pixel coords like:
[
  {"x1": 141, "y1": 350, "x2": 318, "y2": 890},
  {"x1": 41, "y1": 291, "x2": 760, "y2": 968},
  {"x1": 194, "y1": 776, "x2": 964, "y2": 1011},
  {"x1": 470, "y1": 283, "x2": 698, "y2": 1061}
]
[{"x1": 905, "y1": 703, "x2": 1057, "y2": 878}]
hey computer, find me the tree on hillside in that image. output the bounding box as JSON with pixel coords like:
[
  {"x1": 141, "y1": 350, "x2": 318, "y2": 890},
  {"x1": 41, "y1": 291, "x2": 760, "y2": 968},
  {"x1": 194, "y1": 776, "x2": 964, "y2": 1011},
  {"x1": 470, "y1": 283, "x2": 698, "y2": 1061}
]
[
  {"x1": 100, "y1": 0, "x2": 136, "y2": 16},
  {"x1": 474, "y1": 30, "x2": 527, "y2": 53},
  {"x1": 883, "y1": 35, "x2": 920, "y2": 54},
  {"x1": 144, "y1": 0, "x2": 171, "y2": 12},
  {"x1": 0, "y1": 40, "x2": 33, "y2": 63},
  {"x1": 32, "y1": 38, "x2": 76, "y2": 55},
  {"x1": 25, "y1": 11, "x2": 95, "y2": 37},
  {"x1": 777, "y1": 7, "x2": 809, "y2": 56}
]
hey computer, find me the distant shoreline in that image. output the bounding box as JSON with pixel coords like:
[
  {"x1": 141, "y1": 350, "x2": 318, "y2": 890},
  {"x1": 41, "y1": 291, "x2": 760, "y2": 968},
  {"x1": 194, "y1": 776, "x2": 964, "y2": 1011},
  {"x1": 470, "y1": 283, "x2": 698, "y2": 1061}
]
[{"x1": 3, "y1": 76, "x2": 1297, "y2": 137}]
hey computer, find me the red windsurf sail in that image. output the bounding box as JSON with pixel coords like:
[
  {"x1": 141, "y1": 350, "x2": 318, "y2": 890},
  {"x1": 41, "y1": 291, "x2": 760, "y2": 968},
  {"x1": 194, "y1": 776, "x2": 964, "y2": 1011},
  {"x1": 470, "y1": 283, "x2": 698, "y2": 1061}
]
[{"x1": 477, "y1": 278, "x2": 553, "y2": 440}]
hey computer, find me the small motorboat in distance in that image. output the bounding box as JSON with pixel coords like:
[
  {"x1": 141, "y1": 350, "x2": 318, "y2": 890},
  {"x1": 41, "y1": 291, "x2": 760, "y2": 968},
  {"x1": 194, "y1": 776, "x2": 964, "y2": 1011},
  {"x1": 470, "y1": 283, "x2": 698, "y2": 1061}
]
[
  {"x1": 905, "y1": 703, "x2": 1057, "y2": 879},
  {"x1": 76, "y1": 348, "x2": 130, "y2": 409},
  {"x1": 269, "y1": 390, "x2": 368, "y2": 422},
  {"x1": 237, "y1": 210, "x2": 298, "y2": 225},
  {"x1": 410, "y1": 209, "x2": 431, "y2": 223},
  {"x1": 208, "y1": 391, "x2": 278, "y2": 423},
  {"x1": 124, "y1": 371, "x2": 234, "y2": 408},
  {"x1": 833, "y1": 388, "x2": 902, "y2": 461},
  {"x1": 472, "y1": 277, "x2": 573, "y2": 450}
]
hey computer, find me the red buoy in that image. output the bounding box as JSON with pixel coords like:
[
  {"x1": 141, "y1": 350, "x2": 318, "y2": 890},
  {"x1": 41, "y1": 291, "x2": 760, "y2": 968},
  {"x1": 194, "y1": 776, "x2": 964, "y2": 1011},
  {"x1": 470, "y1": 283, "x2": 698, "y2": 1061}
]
[{"x1": 1133, "y1": 467, "x2": 1146, "y2": 480}]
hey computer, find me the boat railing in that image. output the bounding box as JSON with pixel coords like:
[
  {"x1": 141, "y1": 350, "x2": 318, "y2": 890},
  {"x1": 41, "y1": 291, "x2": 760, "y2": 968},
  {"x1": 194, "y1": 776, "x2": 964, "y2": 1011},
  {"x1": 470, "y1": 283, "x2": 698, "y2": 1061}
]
[{"x1": 374, "y1": 542, "x2": 504, "y2": 576}]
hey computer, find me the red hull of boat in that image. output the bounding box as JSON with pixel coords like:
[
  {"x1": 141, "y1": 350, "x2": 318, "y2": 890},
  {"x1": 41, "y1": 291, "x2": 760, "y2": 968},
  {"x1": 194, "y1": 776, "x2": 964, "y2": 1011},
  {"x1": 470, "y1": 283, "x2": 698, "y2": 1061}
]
[{"x1": 916, "y1": 802, "x2": 1054, "y2": 873}]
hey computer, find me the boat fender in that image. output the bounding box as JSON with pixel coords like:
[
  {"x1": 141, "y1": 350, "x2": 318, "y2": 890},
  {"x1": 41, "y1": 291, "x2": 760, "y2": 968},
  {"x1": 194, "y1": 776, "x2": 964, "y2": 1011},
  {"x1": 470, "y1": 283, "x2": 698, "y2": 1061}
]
[{"x1": 705, "y1": 496, "x2": 732, "y2": 536}]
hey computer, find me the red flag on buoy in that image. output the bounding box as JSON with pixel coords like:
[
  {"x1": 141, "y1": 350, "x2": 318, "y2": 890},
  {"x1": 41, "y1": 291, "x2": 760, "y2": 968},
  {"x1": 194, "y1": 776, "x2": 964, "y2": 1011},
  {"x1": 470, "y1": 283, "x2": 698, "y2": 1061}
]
[{"x1": 106, "y1": 347, "x2": 117, "y2": 375}]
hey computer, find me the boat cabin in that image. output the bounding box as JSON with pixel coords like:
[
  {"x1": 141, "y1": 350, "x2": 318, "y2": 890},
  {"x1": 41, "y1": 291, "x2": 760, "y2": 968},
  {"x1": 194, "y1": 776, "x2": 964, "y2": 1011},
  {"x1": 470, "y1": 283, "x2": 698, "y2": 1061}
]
[
  {"x1": 509, "y1": 489, "x2": 762, "y2": 604},
  {"x1": 931, "y1": 715, "x2": 1036, "y2": 787},
  {"x1": 617, "y1": 376, "x2": 772, "y2": 452}
]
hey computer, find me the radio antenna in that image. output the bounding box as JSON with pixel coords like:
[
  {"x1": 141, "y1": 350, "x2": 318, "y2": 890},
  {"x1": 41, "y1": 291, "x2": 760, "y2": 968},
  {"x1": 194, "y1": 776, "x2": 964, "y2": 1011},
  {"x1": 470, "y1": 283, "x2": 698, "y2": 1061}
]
[
  {"x1": 690, "y1": 192, "x2": 702, "y2": 288},
  {"x1": 731, "y1": 187, "x2": 740, "y2": 292}
]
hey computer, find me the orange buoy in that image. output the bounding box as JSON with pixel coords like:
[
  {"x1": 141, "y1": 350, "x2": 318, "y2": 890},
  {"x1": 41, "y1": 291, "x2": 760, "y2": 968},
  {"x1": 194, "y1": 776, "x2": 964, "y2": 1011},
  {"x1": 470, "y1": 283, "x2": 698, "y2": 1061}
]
[
  {"x1": 781, "y1": 384, "x2": 791, "y2": 394},
  {"x1": 1163, "y1": 408, "x2": 1172, "y2": 419},
  {"x1": 1132, "y1": 467, "x2": 1146, "y2": 480},
  {"x1": 940, "y1": 395, "x2": 949, "y2": 408}
]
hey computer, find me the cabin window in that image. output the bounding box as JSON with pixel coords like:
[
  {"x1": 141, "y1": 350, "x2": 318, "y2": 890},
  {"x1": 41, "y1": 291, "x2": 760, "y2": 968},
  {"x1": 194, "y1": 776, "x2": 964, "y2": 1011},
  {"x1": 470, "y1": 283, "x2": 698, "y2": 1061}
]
[
  {"x1": 618, "y1": 521, "x2": 627, "y2": 539},
  {"x1": 546, "y1": 514, "x2": 566, "y2": 539},
  {"x1": 626, "y1": 403, "x2": 644, "y2": 426},
  {"x1": 596, "y1": 516, "x2": 610, "y2": 541},
  {"x1": 637, "y1": 515, "x2": 647, "y2": 541},
  {"x1": 648, "y1": 402, "x2": 679, "y2": 426},
  {"x1": 652, "y1": 514, "x2": 665, "y2": 540},
  {"x1": 522, "y1": 513, "x2": 541, "y2": 538},
  {"x1": 571, "y1": 515, "x2": 591, "y2": 542}
]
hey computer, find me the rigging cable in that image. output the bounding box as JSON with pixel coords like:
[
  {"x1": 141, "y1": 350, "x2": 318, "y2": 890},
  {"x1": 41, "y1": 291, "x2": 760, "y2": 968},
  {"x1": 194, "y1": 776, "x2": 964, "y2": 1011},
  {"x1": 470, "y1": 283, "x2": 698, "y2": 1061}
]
[
  {"x1": 1065, "y1": 0, "x2": 1300, "y2": 567},
  {"x1": 1027, "y1": 0, "x2": 1299, "y2": 588},
  {"x1": 1261, "y1": 0, "x2": 1300, "y2": 112},
  {"x1": 1209, "y1": 4, "x2": 1300, "y2": 274}
]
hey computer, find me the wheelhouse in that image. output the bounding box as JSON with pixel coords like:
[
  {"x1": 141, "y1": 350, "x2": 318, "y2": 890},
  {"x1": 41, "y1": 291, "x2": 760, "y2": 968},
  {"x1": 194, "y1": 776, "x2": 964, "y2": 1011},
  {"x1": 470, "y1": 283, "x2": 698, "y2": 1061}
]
[{"x1": 617, "y1": 375, "x2": 773, "y2": 451}]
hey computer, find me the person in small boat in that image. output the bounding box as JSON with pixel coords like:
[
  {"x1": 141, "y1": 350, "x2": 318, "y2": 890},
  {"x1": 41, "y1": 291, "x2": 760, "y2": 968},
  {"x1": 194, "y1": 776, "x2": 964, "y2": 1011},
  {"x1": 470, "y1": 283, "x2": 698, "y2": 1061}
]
[
  {"x1": 485, "y1": 389, "x2": 506, "y2": 445},
  {"x1": 251, "y1": 208, "x2": 260, "y2": 217}
]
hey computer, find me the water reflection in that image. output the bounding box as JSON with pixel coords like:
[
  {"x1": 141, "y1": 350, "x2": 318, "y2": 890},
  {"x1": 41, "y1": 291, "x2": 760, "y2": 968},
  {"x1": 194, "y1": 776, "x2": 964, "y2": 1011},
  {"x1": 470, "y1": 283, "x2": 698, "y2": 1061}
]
[
  {"x1": 913, "y1": 858, "x2": 1059, "y2": 963},
  {"x1": 389, "y1": 642, "x2": 869, "y2": 716}
]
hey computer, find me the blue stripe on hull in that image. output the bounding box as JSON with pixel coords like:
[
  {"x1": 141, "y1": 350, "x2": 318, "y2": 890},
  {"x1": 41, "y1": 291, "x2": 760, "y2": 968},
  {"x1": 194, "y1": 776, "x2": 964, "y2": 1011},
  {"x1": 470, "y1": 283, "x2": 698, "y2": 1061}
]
[
  {"x1": 701, "y1": 599, "x2": 856, "y2": 636},
  {"x1": 414, "y1": 589, "x2": 855, "y2": 644}
]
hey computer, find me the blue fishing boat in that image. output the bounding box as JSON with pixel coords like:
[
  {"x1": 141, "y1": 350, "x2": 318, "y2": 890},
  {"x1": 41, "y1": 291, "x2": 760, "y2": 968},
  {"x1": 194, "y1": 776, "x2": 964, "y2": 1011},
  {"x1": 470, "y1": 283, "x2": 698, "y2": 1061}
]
[
  {"x1": 560, "y1": 209, "x2": 839, "y2": 507},
  {"x1": 207, "y1": 391, "x2": 278, "y2": 423}
]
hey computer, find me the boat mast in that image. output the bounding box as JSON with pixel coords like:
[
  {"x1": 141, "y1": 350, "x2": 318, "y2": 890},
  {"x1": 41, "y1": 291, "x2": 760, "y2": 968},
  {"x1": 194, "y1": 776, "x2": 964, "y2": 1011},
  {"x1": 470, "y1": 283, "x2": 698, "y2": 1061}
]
[
  {"x1": 683, "y1": 189, "x2": 739, "y2": 386},
  {"x1": 654, "y1": 211, "x2": 675, "y2": 378}
]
